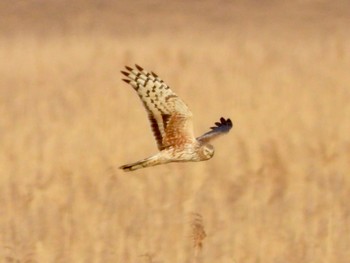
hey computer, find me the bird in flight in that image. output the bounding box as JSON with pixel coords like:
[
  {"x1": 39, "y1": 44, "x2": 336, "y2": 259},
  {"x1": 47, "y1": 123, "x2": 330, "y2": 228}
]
[{"x1": 119, "y1": 65, "x2": 232, "y2": 171}]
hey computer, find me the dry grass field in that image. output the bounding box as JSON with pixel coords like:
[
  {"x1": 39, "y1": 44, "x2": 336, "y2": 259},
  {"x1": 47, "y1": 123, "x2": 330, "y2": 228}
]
[{"x1": 1, "y1": 1, "x2": 350, "y2": 262}]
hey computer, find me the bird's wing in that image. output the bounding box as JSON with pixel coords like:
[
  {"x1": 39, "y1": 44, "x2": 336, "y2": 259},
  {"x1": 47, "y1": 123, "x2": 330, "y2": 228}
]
[
  {"x1": 122, "y1": 65, "x2": 195, "y2": 150},
  {"x1": 196, "y1": 117, "x2": 232, "y2": 143}
]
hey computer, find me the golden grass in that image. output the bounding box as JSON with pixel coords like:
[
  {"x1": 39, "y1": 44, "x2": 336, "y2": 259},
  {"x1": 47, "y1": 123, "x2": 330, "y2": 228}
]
[{"x1": 1, "y1": 1, "x2": 350, "y2": 262}]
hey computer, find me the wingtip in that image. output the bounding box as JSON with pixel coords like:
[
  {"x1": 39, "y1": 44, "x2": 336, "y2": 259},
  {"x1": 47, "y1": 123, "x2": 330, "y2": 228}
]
[
  {"x1": 122, "y1": 79, "x2": 131, "y2": 83},
  {"x1": 121, "y1": 70, "x2": 129, "y2": 77},
  {"x1": 219, "y1": 117, "x2": 233, "y2": 127},
  {"x1": 135, "y1": 64, "x2": 144, "y2": 71},
  {"x1": 213, "y1": 117, "x2": 233, "y2": 129},
  {"x1": 125, "y1": 65, "x2": 133, "y2": 71}
]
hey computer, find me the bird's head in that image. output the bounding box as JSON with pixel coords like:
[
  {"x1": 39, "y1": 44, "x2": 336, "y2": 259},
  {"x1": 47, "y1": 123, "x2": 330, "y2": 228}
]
[{"x1": 200, "y1": 144, "x2": 215, "y2": 160}]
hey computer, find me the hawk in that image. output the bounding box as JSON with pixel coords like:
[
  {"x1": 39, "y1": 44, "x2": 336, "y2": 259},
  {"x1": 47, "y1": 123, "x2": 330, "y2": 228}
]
[{"x1": 119, "y1": 65, "x2": 232, "y2": 172}]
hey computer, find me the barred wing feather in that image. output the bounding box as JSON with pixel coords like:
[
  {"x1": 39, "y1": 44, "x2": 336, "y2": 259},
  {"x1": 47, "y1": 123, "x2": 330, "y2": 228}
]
[{"x1": 121, "y1": 65, "x2": 195, "y2": 150}]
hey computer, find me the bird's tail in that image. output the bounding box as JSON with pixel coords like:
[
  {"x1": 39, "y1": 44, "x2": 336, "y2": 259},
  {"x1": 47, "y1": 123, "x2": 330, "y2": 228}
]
[{"x1": 119, "y1": 154, "x2": 164, "y2": 172}]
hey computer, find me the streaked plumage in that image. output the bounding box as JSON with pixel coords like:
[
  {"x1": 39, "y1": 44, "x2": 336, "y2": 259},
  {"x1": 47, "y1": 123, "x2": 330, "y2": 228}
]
[{"x1": 120, "y1": 65, "x2": 232, "y2": 172}]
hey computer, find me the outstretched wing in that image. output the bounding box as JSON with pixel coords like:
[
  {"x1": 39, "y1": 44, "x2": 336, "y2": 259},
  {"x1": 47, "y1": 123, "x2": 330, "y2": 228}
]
[
  {"x1": 121, "y1": 65, "x2": 195, "y2": 150},
  {"x1": 196, "y1": 117, "x2": 232, "y2": 143}
]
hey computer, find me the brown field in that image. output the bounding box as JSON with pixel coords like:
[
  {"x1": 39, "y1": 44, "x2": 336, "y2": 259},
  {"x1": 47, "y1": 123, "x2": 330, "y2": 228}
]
[{"x1": 1, "y1": 1, "x2": 350, "y2": 262}]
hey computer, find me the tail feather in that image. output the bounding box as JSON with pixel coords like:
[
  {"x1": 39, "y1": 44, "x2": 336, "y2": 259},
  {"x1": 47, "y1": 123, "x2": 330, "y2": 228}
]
[{"x1": 119, "y1": 155, "x2": 163, "y2": 172}]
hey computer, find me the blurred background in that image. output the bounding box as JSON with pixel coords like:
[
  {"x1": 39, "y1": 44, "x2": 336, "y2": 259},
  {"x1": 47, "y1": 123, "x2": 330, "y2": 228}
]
[{"x1": 1, "y1": 0, "x2": 350, "y2": 262}]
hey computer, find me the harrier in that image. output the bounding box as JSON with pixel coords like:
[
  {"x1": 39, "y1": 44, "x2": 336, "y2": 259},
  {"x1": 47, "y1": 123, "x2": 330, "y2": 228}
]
[{"x1": 120, "y1": 65, "x2": 232, "y2": 171}]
